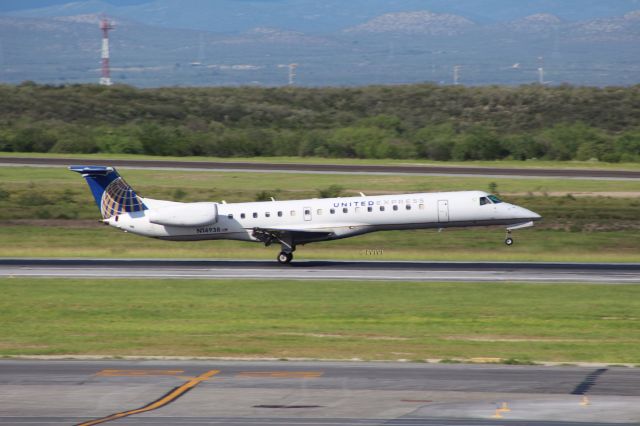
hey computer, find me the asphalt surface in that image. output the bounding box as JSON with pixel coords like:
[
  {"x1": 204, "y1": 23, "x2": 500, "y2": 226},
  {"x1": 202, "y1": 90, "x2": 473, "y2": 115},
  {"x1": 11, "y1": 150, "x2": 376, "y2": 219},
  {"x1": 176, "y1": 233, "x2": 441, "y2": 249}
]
[
  {"x1": 1, "y1": 259, "x2": 640, "y2": 283},
  {"x1": 0, "y1": 360, "x2": 638, "y2": 425},
  {"x1": 2, "y1": 156, "x2": 639, "y2": 179}
]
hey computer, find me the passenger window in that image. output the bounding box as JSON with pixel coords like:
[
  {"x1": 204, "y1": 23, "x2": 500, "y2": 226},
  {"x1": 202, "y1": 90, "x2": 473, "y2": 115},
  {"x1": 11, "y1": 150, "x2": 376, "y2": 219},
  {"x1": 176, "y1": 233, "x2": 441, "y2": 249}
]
[
  {"x1": 304, "y1": 209, "x2": 311, "y2": 215},
  {"x1": 380, "y1": 206, "x2": 385, "y2": 212},
  {"x1": 367, "y1": 207, "x2": 372, "y2": 212},
  {"x1": 330, "y1": 209, "x2": 335, "y2": 214},
  {"x1": 228, "y1": 214, "x2": 234, "y2": 219},
  {"x1": 290, "y1": 210, "x2": 296, "y2": 216},
  {"x1": 393, "y1": 205, "x2": 398, "y2": 211},
  {"x1": 343, "y1": 208, "x2": 348, "y2": 213},
  {"x1": 480, "y1": 197, "x2": 490, "y2": 206},
  {"x1": 265, "y1": 212, "x2": 270, "y2": 218},
  {"x1": 406, "y1": 205, "x2": 411, "y2": 210},
  {"x1": 277, "y1": 211, "x2": 283, "y2": 217},
  {"x1": 253, "y1": 212, "x2": 258, "y2": 218},
  {"x1": 240, "y1": 213, "x2": 246, "y2": 219}
]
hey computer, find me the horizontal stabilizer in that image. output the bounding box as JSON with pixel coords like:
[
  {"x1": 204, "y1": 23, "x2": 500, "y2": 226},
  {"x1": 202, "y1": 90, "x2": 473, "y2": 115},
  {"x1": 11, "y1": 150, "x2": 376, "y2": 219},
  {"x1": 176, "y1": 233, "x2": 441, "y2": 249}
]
[{"x1": 68, "y1": 165, "x2": 114, "y2": 175}]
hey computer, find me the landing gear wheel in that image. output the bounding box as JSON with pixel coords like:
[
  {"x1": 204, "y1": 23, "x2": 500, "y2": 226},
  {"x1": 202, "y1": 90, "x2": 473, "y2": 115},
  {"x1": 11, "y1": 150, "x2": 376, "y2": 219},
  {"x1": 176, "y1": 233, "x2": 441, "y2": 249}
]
[
  {"x1": 505, "y1": 237, "x2": 514, "y2": 246},
  {"x1": 277, "y1": 251, "x2": 293, "y2": 264}
]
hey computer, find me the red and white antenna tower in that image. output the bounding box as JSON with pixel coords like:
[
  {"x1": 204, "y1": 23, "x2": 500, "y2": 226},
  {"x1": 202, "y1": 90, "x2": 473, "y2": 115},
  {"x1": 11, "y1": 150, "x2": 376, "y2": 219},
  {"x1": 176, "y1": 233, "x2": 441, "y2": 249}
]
[{"x1": 99, "y1": 16, "x2": 114, "y2": 86}]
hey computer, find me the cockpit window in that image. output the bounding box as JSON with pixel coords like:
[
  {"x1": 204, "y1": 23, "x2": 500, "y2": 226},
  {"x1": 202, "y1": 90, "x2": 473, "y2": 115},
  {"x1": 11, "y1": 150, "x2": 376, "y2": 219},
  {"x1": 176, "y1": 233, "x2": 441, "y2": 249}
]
[
  {"x1": 488, "y1": 195, "x2": 503, "y2": 204},
  {"x1": 479, "y1": 197, "x2": 490, "y2": 206}
]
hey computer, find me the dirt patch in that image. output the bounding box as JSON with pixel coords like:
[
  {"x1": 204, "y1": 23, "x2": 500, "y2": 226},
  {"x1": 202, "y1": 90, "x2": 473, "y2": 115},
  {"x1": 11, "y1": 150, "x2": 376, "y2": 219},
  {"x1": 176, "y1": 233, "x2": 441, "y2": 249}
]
[
  {"x1": 508, "y1": 191, "x2": 640, "y2": 198},
  {"x1": 443, "y1": 335, "x2": 585, "y2": 343},
  {"x1": 0, "y1": 343, "x2": 50, "y2": 350},
  {"x1": 0, "y1": 219, "x2": 101, "y2": 227},
  {"x1": 280, "y1": 332, "x2": 410, "y2": 341}
]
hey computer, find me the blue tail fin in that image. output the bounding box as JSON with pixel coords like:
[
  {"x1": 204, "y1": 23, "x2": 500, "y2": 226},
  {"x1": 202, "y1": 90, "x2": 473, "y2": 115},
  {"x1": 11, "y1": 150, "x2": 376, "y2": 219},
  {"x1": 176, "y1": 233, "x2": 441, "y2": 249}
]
[{"x1": 69, "y1": 165, "x2": 147, "y2": 219}]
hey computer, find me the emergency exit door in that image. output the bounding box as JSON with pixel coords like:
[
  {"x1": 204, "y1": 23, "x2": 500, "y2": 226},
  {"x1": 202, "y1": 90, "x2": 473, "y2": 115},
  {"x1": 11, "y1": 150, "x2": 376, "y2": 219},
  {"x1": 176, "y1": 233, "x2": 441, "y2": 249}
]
[{"x1": 438, "y1": 200, "x2": 449, "y2": 222}]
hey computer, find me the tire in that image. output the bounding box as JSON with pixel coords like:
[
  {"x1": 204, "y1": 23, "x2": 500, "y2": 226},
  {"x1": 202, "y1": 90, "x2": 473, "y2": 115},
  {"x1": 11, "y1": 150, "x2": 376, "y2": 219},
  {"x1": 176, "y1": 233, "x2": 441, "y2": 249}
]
[
  {"x1": 277, "y1": 252, "x2": 293, "y2": 264},
  {"x1": 505, "y1": 237, "x2": 514, "y2": 246}
]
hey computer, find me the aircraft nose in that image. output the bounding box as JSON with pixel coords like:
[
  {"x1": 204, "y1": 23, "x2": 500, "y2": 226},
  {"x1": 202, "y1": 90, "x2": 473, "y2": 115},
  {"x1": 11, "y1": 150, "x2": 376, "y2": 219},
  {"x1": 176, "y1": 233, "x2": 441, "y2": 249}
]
[{"x1": 521, "y1": 207, "x2": 541, "y2": 221}]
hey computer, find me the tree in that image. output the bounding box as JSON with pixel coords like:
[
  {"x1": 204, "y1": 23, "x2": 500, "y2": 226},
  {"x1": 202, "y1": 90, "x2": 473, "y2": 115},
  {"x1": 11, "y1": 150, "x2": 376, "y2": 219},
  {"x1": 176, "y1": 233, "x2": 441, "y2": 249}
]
[
  {"x1": 12, "y1": 127, "x2": 57, "y2": 153},
  {"x1": 451, "y1": 127, "x2": 506, "y2": 161},
  {"x1": 412, "y1": 123, "x2": 456, "y2": 160}
]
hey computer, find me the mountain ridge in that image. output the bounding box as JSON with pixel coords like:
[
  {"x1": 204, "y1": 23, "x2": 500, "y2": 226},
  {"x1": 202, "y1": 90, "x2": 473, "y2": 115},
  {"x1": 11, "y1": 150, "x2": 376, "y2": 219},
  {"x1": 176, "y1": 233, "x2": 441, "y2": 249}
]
[
  {"x1": 0, "y1": 6, "x2": 638, "y2": 87},
  {"x1": 344, "y1": 11, "x2": 476, "y2": 35},
  {"x1": 8, "y1": 0, "x2": 640, "y2": 33}
]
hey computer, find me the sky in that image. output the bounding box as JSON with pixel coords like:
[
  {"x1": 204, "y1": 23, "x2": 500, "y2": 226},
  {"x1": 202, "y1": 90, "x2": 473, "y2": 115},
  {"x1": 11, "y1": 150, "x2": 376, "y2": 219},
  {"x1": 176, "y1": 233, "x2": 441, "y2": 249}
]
[{"x1": 0, "y1": 0, "x2": 150, "y2": 12}]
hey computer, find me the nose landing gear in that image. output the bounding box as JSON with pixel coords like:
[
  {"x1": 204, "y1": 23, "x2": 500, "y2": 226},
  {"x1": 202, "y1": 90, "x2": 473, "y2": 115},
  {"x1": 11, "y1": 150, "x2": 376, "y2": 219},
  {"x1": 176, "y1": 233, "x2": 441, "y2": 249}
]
[
  {"x1": 503, "y1": 220, "x2": 536, "y2": 246},
  {"x1": 505, "y1": 230, "x2": 514, "y2": 246}
]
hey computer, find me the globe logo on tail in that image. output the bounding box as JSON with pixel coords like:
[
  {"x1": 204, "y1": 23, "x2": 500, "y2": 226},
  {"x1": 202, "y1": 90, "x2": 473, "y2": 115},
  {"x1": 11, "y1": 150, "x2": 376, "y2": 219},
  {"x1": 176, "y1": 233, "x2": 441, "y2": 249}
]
[{"x1": 100, "y1": 177, "x2": 145, "y2": 219}]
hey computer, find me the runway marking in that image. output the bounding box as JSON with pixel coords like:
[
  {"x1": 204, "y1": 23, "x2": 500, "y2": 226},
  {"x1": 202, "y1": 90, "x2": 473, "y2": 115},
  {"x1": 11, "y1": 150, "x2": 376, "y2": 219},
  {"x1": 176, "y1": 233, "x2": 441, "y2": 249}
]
[
  {"x1": 75, "y1": 369, "x2": 219, "y2": 426},
  {"x1": 571, "y1": 368, "x2": 608, "y2": 395},
  {"x1": 237, "y1": 371, "x2": 323, "y2": 379},
  {"x1": 95, "y1": 369, "x2": 184, "y2": 377}
]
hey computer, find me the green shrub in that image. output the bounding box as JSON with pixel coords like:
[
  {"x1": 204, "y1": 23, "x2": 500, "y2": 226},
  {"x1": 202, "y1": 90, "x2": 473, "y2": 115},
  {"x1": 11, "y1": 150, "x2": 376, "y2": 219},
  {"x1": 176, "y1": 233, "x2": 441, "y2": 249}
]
[{"x1": 317, "y1": 185, "x2": 344, "y2": 198}]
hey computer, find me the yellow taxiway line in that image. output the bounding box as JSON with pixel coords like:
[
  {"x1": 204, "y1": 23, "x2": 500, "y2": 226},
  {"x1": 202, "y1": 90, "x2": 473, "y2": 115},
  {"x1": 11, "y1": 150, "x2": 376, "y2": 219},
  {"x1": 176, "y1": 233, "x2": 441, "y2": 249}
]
[{"x1": 76, "y1": 369, "x2": 219, "y2": 426}]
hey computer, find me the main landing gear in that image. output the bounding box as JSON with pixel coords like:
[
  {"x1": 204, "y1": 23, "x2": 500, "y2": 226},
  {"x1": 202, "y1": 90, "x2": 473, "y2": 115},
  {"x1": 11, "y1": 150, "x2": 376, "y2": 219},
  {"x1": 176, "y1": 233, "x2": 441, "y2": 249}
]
[
  {"x1": 252, "y1": 228, "x2": 296, "y2": 264},
  {"x1": 277, "y1": 251, "x2": 293, "y2": 264},
  {"x1": 277, "y1": 243, "x2": 296, "y2": 264}
]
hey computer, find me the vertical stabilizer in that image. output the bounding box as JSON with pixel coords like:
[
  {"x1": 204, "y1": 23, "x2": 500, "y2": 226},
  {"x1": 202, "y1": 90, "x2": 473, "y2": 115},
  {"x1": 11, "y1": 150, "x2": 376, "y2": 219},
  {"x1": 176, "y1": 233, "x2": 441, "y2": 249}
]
[{"x1": 68, "y1": 165, "x2": 146, "y2": 219}]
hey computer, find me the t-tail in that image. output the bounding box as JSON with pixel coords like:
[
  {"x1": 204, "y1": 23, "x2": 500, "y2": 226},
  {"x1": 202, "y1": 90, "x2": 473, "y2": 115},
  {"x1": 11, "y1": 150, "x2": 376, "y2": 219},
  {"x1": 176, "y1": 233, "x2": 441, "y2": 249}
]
[{"x1": 69, "y1": 165, "x2": 147, "y2": 219}]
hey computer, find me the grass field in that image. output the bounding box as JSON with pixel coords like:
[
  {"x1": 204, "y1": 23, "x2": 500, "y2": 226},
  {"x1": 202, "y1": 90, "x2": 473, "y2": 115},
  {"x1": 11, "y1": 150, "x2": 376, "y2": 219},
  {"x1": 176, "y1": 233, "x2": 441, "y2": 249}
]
[
  {"x1": 0, "y1": 165, "x2": 638, "y2": 262},
  {"x1": 1, "y1": 278, "x2": 638, "y2": 363},
  {"x1": 1, "y1": 166, "x2": 639, "y2": 218},
  {"x1": 1, "y1": 225, "x2": 638, "y2": 262},
  {"x1": 2, "y1": 152, "x2": 640, "y2": 171},
  {"x1": 1, "y1": 160, "x2": 638, "y2": 363}
]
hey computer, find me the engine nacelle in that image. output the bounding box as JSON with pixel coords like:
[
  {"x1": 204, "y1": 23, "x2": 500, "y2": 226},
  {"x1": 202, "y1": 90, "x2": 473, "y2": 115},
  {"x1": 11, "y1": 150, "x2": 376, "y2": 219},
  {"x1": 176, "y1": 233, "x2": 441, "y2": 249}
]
[{"x1": 147, "y1": 202, "x2": 218, "y2": 227}]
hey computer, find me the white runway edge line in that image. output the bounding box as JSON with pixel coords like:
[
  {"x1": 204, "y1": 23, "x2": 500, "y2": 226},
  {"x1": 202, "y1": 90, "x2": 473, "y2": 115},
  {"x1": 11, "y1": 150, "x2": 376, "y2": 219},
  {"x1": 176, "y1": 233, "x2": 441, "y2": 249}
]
[
  {"x1": 2, "y1": 156, "x2": 640, "y2": 180},
  {"x1": 3, "y1": 162, "x2": 639, "y2": 181},
  {"x1": 1, "y1": 259, "x2": 639, "y2": 283}
]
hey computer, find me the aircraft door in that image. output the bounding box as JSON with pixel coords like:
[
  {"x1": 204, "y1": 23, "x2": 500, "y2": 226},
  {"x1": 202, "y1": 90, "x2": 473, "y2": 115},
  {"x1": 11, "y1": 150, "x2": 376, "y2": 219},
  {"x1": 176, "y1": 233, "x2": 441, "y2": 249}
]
[
  {"x1": 438, "y1": 200, "x2": 449, "y2": 222},
  {"x1": 303, "y1": 207, "x2": 312, "y2": 221}
]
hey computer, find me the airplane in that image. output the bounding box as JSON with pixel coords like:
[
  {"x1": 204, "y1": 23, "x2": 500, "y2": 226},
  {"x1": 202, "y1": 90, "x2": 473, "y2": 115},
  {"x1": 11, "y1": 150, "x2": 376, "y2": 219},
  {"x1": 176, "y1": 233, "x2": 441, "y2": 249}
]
[{"x1": 70, "y1": 165, "x2": 542, "y2": 264}]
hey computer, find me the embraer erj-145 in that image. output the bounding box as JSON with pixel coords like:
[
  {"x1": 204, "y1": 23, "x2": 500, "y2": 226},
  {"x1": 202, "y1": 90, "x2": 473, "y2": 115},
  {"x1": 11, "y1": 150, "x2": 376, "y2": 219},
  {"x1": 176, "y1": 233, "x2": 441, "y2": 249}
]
[{"x1": 70, "y1": 165, "x2": 542, "y2": 264}]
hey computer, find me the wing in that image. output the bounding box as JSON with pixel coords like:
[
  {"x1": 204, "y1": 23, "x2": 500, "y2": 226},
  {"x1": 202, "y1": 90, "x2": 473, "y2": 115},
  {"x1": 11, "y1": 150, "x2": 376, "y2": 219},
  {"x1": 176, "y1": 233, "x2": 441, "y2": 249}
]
[{"x1": 252, "y1": 227, "x2": 334, "y2": 248}]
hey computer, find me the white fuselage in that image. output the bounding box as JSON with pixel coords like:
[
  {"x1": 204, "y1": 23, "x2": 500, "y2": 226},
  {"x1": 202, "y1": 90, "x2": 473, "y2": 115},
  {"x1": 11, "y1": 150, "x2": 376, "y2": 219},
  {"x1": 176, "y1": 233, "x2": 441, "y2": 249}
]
[{"x1": 105, "y1": 190, "x2": 540, "y2": 244}]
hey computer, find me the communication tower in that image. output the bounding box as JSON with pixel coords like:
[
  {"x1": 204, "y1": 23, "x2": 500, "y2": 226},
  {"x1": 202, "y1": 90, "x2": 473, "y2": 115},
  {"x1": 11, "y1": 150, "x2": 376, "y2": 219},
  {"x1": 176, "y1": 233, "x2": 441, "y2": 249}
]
[
  {"x1": 277, "y1": 63, "x2": 298, "y2": 86},
  {"x1": 99, "y1": 16, "x2": 114, "y2": 86},
  {"x1": 287, "y1": 63, "x2": 298, "y2": 86},
  {"x1": 453, "y1": 65, "x2": 461, "y2": 85},
  {"x1": 537, "y1": 56, "x2": 545, "y2": 85}
]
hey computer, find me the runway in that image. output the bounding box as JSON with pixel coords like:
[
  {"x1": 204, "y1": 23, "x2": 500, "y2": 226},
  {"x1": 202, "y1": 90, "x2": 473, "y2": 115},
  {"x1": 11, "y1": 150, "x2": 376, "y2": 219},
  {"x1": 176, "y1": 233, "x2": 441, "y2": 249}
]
[
  {"x1": 0, "y1": 359, "x2": 638, "y2": 425},
  {"x1": 2, "y1": 156, "x2": 639, "y2": 179},
  {"x1": 1, "y1": 259, "x2": 640, "y2": 283}
]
